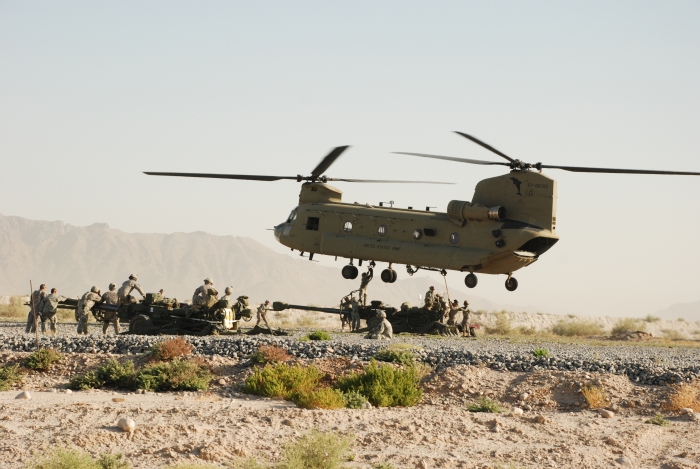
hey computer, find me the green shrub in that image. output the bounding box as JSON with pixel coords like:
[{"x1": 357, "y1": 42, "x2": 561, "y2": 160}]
[
  {"x1": 611, "y1": 318, "x2": 646, "y2": 335},
  {"x1": 0, "y1": 363, "x2": 25, "y2": 391},
  {"x1": 279, "y1": 430, "x2": 352, "y2": 469},
  {"x1": 335, "y1": 359, "x2": 422, "y2": 407},
  {"x1": 551, "y1": 320, "x2": 604, "y2": 337},
  {"x1": 485, "y1": 311, "x2": 512, "y2": 335},
  {"x1": 243, "y1": 363, "x2": 323, "y2": 401},
  {"x1": 293, "y1": 387, "x2": 346, "y2": 409},
  {"x1": 372, "y1": 464, "x2": 395, "y2": 469},
  {"x1": 532, "y1": 348, "x2": 549, "y2": 358},
  {"x1": 24, "y1": 348, "x2": 63, "y2": 371},
  {"x1": 343, "y1": 390, "x2": 368, "y2": 409},
  {"x1": 467, "y1": 396, "x2": 503, "y2": 413},
  {"x1": 68, "y1": 359, "x2": 137, "y2": 390},
  {"x1": 96, "y1": 453, "x2": 132, "y2": 469},
  {"x1": 25, "y1": 448, "x2": 99, "y2": 469},
  {"x1": 646, "y1": 413, "x2": 668, "y2": 426},
  {"x1": 137, "y1": 359, "x2": 213, "y2": 392},
  {"x1": 306, "y1": 330, "x2": 331, "y2": 341},
  {"x1": 373, "y1": 347, "x2": 415, "y2": 366},
  {"x1": 69, "y1": 371, "x2": 104, "y2": 390}
]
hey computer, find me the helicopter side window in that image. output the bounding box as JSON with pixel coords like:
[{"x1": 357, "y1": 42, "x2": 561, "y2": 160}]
[
  {"x1": 306, "y1": 217, "x2": 319, "y2": 231},
  {"x1": 286, "y1": 208, "x2": 298, "y2": 223},
  {"x1": 343, "y1": 221, "x2": 353, "y2": 232}
]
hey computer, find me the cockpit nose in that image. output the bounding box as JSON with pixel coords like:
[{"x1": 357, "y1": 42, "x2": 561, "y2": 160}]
[{"x1": 273, "y1": 223, "x2": 284, "y2": 242}]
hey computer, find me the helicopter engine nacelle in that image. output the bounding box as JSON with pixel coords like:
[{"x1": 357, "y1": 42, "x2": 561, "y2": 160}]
[{"x1": 447, "y1": 200, "x2": 506, "y2": 224}]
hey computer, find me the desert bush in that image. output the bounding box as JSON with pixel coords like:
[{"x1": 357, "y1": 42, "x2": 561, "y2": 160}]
[
  {"x1": 515, "y1": 325, "x2": 537, "y2": 335},
  {"x1": 25, "y1": 348, "x2": 63, "y2": 371},
  {"x1": 662, "y1": 382, "x2": 700, "y2": 412},
  {"x1": 69, "y1": 360, "x2": 137, "y2": 390},
  {"x1": 0, "y1": 295, "x2": 27, "y2": 319},
  {"x1": 532, "y1": 348, "x2": 549, "y2": 358},
  {"x1": 485, "y1": 311, "x2": 512, "y2": 335},
  {"x1": 0, "y1": 363, "x2": 25, "y2": 391},
  {"x1": 96, "y1": 453, "x2": 132, "y2": 469},
  {"x1": 551, "y1": 320, "x2": 603, "y2": 337},
  {"x1": 662, "y1": 329, "x2": 685, "y2": 340},
  {"x1": 242, "y1": 363, "x2": 323, "y2": 404},
  {"x1": 343, "y1": 390, "x2": 368, "y2": 409},
  {"x1": 677, "y1": 317, "x2": 685, "y2": 322},
  {"x1": 611, "y1": 318, "x2": 646, "y2": 335},
  {"x1": 306, "y1": 330, "x2": 331, "y2": 341},
  {"x1": 69, "y1": 371, "x2": 104, "y2": 390},
  {"x1": 335, "y1": 359, "x2": 422, "y2": 407},
  {"x1": 467, "y1": 396, "x2": 503, "y2": 413},
  {"x1": 412, "y1": 362, "x2": 434, "y2": 381},
  {"x1": 149, "y1": 337, "x2": 194, "y2": 361},
  {"x1": 644, "y1": 315, "x2": 661, "y2": 323},
  {"x1": 279, "y1": 430, "x2": 353, "y2": 469},
  {"x1": 581, "y1": 384, "x2": 608, "y2": 409},
  {"x1": 371, "y1": 465, "x2": 395, "y2": 469},
  {"x1": 137, "y1": 359, "x2": 212, "y2": 392},
  {"x1": 250, "y1": 345, "x2": 292, "y2": 365},
  {"x1": 646, "y1": 413, "x2": 668, "y2": 426},
  {"x1": 24, "y1": 448, "x2": 131, "y2": 469},
  {"x1": 373, "y1": 347, "x2": 415, "y2": 366},
  {"x1": 166, "y1": 465, "x2": 223, "y2": 469},
  {"x1": 294, "y1": 387, "x2": 346, "y2": 410}
]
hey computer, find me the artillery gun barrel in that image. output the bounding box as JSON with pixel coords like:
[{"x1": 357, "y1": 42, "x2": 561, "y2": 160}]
[{"x1": 272, "y1": 302, "x2": 342, "y2": 315}]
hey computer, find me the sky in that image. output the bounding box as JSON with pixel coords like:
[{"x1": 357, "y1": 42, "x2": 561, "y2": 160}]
[{"x1": 2, "y1": 1, "x2": 700, "y2": 317}]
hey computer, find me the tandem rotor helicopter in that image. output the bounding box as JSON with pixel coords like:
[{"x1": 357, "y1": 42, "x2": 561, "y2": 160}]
[{"x1": 145, "y1": 132, "x2": 700, "y2": 291}]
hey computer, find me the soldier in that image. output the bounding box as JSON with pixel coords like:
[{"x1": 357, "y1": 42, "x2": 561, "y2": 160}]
[
  {"x1": 461, "y1": 300, "x2": 473, "y2": 337},
  {"x1": 192, "y1": 278, "x2": 217, "y2": 307},
  {"x1": 433, "y1": 294, "x2": 448, "y2": 321},
  {"x1": 39, "y1": 288, "x2": 59, "y2": 334},
  {"x1": 424, "y1": 286, "x2": 435, "y2": 308},
  {"x1": 77, "y1": 286, "x2": 101, "y2": 335},
  {"x1": 447, "y1": 299, "x2": 461, "y2": 326},
  {"x1": 26, "y1": 284, "x2": 47, "y2": 333},
  {"x1": 256, "y1": 300, "x2": 271, "y2": 331},
  {"x1": 350, "y1": 296, "x2": 361, "y2": 332},
  {"x1": 117, "y1": 274, "x2": 145, "y2": 303},
  {"x1": 101, "y1": 283, "x2": 120, "y2": 336},
  {"x1": 367, "y1": 311, "x2": 393, "y2": 340},
  {"x1": 358, "y1": 268, "x2": 373, "y2": 306},
  {"x1": 220, "y1": 286, "x2": 234, "y2": 305},
  {"x1": 339, "y1": 295, "x2": 353, "y2": 331},
  {"x1": 158, "y1": 288, "x2": 165, "y2": 298}
]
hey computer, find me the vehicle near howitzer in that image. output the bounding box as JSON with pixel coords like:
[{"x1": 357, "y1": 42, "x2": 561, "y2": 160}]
[
  {"x1": 57, "y1": 292, "x2": 253, "y2": 335},
  {"x1": 144, "y1": 131, "x2": 700, "y2": 292},
  {"x1": 272, "y1": 300, "x2": 477, "y2": 336}
]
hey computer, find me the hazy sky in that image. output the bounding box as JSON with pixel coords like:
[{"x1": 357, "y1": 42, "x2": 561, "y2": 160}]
[{"x1": 2, "y1": 1, "x2": 700, "y2": 316}]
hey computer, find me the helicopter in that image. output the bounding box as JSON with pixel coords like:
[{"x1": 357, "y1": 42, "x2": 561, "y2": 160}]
[{"x1": 145, "y1": 132, "x2": 700, "y2": 291}]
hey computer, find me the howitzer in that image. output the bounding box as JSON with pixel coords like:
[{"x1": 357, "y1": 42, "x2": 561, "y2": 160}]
[{"x1": 55, "y1": 293, "x2": 253, "y2": 336}]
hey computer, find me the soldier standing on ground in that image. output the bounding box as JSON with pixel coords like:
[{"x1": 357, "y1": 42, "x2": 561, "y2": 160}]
[
  {"x1": 192, "y1": 278, "x2": 217, "y2": 307},
  {"x1": 447, "y1": 299, "x2": 461, "y2": 326},
  {"x1": 26, "y1": 284, "x2": 47, "y2": 333},
  {"x1": 340, "y1": 295, "x2": 352, "y2": 331},
  {"x1": 424, "y1": 286, "x2": 435, "y2": 308},
  {"x1": 358, "y1": 268, "x2": 373, "y2": 306},
  {"x1": 77, "y1": 286, "x2": 101, "y2": 335},
  {"x1": 117, "y1": 274, "x2": 145, "y2": 303},
  {"x1": 461, "y1": 300, "x2": 473, "y2": 337},
  {"x1": 350, "y1": 296, "x2": 361, "y2": 332},
  {"x1": 101, "y1": 283, "x2": 120, "y2": 336},
  {"x1": 367, "y1": 311, "x2": 393, "y2": 340},
  {"x1": 39, "y1": 288, "x2": 59, "y2": 334},
  {"x1": 256, "y1": 300, "x2": 271, "y2": 331}
]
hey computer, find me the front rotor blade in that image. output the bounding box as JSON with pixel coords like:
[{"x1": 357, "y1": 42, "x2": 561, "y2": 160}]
[
  {"x1": 311, "y1": 146, "x2": 350, "y2": 179},
  {"x1": 541, "y1": 165, "x2": 700, "y2": 176},
  {"x1": 326, "y1": 177, "x2": 454, "y2": 184},
  {"x1": 143, "y1": 172, "x2": 298, "y2": 181},
  {"x1": 393, "y1": 152, "x2": 510, "y2": 167},
  {"x1": 454, "y1": 131, "x2": 516, "y2": 164}
]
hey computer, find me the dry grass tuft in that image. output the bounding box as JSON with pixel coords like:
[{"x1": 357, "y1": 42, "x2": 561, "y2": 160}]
[
  {"x1": 611, "y1": 318, "x2": 646, "y2": 335},
  {"x1": 250, "y1": 345, "x2": 292, "y2": 365},
  {"x1": 551, "y1": 320, "x2": 604, "y2": 337},
  {"x1": 150, "y1": 337, "x2": 194, "y2": 361},
  {"x1": 662, "y1": 382, "x2": 700, "y2": 412},
  {"x1": 485, "y1": 311, "x2": 512, "y2": 335},
  {"x1": 581, "y1": 384, "x2": 608, "y2": 409}
]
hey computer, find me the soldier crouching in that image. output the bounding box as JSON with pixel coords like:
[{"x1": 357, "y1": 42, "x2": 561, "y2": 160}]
[{"x1": 366, "y1": 311, "x2": 393, "y2": 340}]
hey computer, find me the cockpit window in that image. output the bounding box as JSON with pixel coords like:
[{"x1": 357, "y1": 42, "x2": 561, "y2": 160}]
[{"x1": 287, "y1": 208, "x2": 298, "y2": 223}]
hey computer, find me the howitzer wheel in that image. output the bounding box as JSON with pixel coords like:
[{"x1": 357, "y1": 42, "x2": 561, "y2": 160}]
[{"x1": 128, "y1": 314, "x2": 155, "y2": 335}]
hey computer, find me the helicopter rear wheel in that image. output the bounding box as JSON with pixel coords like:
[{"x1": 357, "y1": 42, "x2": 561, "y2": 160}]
[
  {"x1": 505, "y1": 277, "x2": 518, "y2": 291},
  {"x1": 342, "y1": 265, "x2": 359, "y2": 280},
  {"x1": 381, "y1": 268, "x2": 397, "y2": 283},
  {"x1": 464, "y1": 273, "x2": 478, "y2": 288}
]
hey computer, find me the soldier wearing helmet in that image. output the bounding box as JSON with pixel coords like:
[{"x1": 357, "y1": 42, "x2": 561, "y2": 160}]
[
  {"x1": 77, "y1": 286, "x2": 102, "y2": 335},
  {"x1": 101, "y1": 283, "x2": 120, "y2": 336},
  {"x1": 193, "y1": 278, "x2": 218, "y2": 307},
  {"x1": 25, "y1": 283, "x2": 46, "y2": 334},
  {"x1": 117, "y1": 274, "x2": 145, "y2": 304},
  {"x1": 461, "y1": 300, "x2": 473, "y2": 338},
  {"x1": 219, "y1": 286, "x2": 235, "y2": 307},
  {"x1": 424, "y1": 286, "x2": 436, "y2": 308},
  {"x1": 256, "y1": 300, "x2": 272, "y2": 331},
  {"x1": 367, "y1": 310, "x2": 393, "y2": 340},
  {"x1": 447, "y1": 299, "x2": 461, "y2": 326}
]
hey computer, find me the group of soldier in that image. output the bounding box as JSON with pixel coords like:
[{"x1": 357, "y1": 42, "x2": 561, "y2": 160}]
[
  {"x1": 191, "y1": 277, "x2": 271, "y2": 330},
  {"x1": 424, "y1": 285, "x2": 473, "y2": 337}
]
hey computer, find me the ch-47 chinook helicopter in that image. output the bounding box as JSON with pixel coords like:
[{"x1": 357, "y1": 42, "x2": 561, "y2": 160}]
[{"x1": 145, "y1": 131, "x2": 700, "y2": 291}]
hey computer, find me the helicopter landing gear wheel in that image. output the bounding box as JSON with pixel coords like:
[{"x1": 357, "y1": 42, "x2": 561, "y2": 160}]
[
  {"x1": 464, "y1": 273, "x2": 478, "y2": 289},
  {"x1": 342, "y1": 265, "x2": 358, "y2": 280},
  {"x1": 505, "y1": 276, "x2": 518, "y2": 292},
  {"x1": 381, "y1": 269, "x2": 397, "y2": 283}
]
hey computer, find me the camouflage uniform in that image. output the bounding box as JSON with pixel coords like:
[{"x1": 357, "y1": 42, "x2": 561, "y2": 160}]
[
  {"x1": 447, "y1": 301, "x2": 461, "y2": 326},
  {"x1": 350, "y1": 298, "x2": 361, "y2": 331},
  {"x1": 461, "y1": 301, "x2": 473, "y2": 337},
  {"x1": 358, "y1": 268, "x2": 373, "y2": 306},
  {"x1": 101, "y1": 284, "x2": 120, "y2": 335},
  {"x1": 77, "y1": 289, "x2": 101, "y2": 335},
  {"x1": 367, "y1": 311, "x2": 393, "y2": 340},
  {"x1": 39, "y1": 292, "x2": 59, "y2": 334},
  {"x1": 256, "y1": 301, "x2": 271, "y2": 330},
  {"x1": 340, "y1": 296, "x2": 352, "y2": 331},
  {"x1": 424, "y1": 287, "x2": 435, "y2": 308},
  {"x1": 219, "y1": 287, "x2": 234, "y2": 307},
  {"x1": 192, "y1": 279, "x2": 216, "y2": 307},
  {"x1": 26, "y1": 287, "x2": 46, "y2": 333},
  {"x1": 117, "y1": 276, "x2": 145, "y2": 303}
]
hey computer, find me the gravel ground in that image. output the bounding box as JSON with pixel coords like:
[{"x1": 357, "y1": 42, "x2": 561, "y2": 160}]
[{"x1": 2, "y1": 322, "x2": 700, "y2": 386}]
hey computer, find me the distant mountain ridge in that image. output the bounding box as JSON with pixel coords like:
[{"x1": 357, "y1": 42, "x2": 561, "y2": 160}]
[{"x1": 0, "y1": 213, "x2": 516, "y2": 309}]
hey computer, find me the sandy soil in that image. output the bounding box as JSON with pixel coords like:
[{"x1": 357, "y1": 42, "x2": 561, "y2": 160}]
[{"x1": 1, "y1": 353, "x2": 699, "y2": 469}]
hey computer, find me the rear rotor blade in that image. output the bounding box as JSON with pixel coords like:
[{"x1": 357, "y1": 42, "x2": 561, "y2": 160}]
[
  {"x1": 393, "y1": 152, "x2": 510, "y2": 167},
  {"x1": 311, "y1": 146, "x2": 350, "y2": 179},
  {"x1": 143, "y1": 172, "x2": 299, "y2": 181},
  {"x1": 454, "y1": 131, "x2": 516, "y2": 164},
  {"x1": 541, "y1": 165, "x2": 700, "y2": 176},
  {"x1": 326, "y1": 177, "x2": 454, "y2": 184}
]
